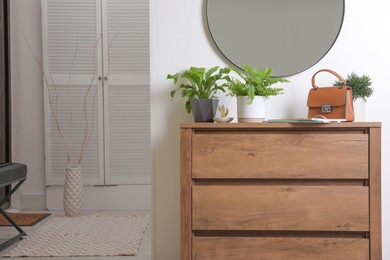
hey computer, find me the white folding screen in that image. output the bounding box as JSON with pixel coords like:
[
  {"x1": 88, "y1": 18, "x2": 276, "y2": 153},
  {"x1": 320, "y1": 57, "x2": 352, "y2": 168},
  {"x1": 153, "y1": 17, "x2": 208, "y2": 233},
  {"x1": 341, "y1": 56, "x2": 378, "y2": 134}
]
[{"x1": 42, "y1": 0, "x2": 150, "y2": 185}]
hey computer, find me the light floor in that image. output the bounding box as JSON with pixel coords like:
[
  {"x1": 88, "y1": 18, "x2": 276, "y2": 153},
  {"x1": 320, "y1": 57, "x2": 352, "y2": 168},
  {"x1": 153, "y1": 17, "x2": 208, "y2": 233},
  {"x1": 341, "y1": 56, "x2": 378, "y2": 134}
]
[{"x1": 0, "y1": 210, "x2": 151, "y2": 260}]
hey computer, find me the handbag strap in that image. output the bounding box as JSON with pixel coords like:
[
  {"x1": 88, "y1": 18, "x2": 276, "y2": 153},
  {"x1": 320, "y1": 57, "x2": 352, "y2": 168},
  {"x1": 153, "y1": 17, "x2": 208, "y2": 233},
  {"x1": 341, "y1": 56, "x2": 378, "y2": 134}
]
[{"x1": 311, "y1": 69, "x2": 346, "y2": 89}]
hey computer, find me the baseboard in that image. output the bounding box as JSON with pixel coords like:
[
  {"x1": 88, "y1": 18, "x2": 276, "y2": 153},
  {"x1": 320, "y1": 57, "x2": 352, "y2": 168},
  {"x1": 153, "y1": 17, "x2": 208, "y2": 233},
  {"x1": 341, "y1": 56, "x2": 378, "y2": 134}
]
[
  {"x1": 21, "y1": 194, "x2": 46, "y2": 210},
  {"x1": 46, "y1": 185, "x2": 151, "y2": 211}
]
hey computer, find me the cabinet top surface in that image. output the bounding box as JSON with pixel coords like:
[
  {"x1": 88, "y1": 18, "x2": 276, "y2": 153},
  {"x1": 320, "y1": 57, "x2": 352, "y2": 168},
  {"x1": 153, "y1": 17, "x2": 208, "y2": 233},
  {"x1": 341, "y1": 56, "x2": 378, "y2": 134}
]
[{"x1": 181, "y1": 122, "x2": 381, "y2": 129}]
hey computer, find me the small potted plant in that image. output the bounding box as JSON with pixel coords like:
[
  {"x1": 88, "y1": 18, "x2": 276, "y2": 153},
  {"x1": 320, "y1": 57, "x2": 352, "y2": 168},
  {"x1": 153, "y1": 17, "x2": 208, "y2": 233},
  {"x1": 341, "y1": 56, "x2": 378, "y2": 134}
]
[
  {"x1": 225, "y1": 65, "x2": 289, "y2": 122},
  {"x1": 334, "y1": 72, "x2": 373, "y2": 121},
  {"x1": 168, "y1": 66, "x2": 230, "y2": 122}
]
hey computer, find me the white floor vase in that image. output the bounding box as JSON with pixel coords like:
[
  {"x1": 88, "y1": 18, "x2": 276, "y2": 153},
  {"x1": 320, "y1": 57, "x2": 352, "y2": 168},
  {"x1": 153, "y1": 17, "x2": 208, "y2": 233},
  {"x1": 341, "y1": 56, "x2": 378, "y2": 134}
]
[{"x1": 63, "y1": 165, "x2": 83, "y2": 217}]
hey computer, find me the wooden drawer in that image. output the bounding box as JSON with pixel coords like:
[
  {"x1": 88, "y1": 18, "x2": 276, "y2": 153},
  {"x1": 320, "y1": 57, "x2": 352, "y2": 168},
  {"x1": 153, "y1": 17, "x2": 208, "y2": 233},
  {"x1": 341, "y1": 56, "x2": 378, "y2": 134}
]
[
  {"x1": 192, "y1": 133, "x2": 368, "y2": 179},
  {"x1": 193, "y1": 186, "x2": 369, "y2": 231},
  {"x1": 193, "y1": 237, "x2": 369, "y2": 260},
  {"x1": 181, "y1": 123, "x2": 381, "y2": 260}
]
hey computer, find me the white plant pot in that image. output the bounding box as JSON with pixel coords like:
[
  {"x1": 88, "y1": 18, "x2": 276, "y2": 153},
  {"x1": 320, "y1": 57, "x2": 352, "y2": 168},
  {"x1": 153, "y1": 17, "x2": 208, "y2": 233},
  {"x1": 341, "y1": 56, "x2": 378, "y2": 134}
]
[
  {"x1": 64, "y1": 165, "x2": 83, "y2": 217},
  {"x1": 237, "y1": 96, "x2": 266, "y2": 122},
  {"x1": 353, "y1": 98, "x2": 366, "y2": 122}
]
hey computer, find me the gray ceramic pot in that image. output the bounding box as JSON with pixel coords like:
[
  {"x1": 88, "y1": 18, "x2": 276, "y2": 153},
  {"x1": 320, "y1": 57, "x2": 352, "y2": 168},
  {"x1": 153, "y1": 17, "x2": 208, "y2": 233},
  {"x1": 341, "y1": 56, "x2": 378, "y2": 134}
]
[{"x1": 190, "y1": 99, "x2": 219, "y2": 122}]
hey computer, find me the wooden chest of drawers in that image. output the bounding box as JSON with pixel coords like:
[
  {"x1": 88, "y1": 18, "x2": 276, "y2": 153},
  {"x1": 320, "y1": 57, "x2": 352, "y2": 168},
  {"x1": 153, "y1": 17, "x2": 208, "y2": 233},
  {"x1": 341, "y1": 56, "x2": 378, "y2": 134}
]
[{"x1": 181, "y1": 122, "x2": 381, "y2": 260}]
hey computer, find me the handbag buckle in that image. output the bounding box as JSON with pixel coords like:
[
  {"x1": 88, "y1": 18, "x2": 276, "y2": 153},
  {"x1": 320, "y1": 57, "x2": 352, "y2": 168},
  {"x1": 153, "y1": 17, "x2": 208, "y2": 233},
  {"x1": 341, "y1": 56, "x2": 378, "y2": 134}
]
[{"x1": 321, "y1": 105, "x2": 332, "y2": 113}]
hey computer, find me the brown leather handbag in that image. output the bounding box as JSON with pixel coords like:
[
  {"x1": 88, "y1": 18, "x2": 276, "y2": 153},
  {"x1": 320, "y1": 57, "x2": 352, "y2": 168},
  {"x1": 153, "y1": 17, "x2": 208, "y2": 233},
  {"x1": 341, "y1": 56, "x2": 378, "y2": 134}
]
[{"x1": 307, "y1": 69, "x2": 354, "y2": 122}]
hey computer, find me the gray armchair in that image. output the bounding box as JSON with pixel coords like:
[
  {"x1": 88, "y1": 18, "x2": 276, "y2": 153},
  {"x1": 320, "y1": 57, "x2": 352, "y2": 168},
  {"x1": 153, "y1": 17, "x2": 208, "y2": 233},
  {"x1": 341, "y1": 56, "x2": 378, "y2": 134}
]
[{"x1": 0, "y1": 163, "x2": 27, "y2": 251}]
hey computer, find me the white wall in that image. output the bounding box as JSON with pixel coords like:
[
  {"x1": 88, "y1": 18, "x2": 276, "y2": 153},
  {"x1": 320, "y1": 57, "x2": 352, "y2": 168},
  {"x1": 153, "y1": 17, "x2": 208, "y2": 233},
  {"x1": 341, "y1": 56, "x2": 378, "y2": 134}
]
[
  {"x1": 10, "y1": 0, "x2": 45, "y2": 210},
  {"x1": 151, "y1": 0, "x2": 390, "y2": 259},
  {"x1": 9, "y1": 0, "x2": 390, "y2": 259}
]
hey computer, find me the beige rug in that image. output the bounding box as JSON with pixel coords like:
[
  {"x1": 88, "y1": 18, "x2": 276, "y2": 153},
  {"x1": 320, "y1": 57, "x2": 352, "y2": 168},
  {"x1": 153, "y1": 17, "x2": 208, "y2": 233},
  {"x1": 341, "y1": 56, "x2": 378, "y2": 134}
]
[{"x1": 4, "y1": 214, "x2": 149, "y2": 257}]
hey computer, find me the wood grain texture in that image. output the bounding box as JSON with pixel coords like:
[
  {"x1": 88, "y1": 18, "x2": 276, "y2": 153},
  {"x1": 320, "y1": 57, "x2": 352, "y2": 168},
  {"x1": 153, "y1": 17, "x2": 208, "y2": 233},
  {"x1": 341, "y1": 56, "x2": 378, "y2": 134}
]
[
  {"x1": 193, "y1": 237, "x2": 369, "y2": 260},
  {"x1": 181, "y1": 122, "x2": 381, "y2": 129},
  {"x1": 194, "y1": 179, "x2": 366, "y2": 186},
  {"x1": 193, "y1": 186, "x2": 369, "y2": 232},
  {"x1": 192, "y1": 134, "x2": 368, "y2": 179},
  {"x1": 194, "y1": 230, "x2": 368, "y2": 238},
  {"x1": 180, "y1": 128, "x2": 192, "y2": 260},
  {"x1": 369, "y1": 128, "x2": 382, "y2": 260},
  {"x1": 180, "y1": 123, "x2": 381, "y2": 259}
]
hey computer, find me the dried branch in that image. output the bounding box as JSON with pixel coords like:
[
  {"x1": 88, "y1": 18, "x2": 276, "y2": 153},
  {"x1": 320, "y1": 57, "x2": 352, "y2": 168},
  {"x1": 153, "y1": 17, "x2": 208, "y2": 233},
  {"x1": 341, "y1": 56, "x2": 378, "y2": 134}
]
[
  {"x1": 78, "y1": 36, "x2": 101, "y2": 164},
  {"x1": 105, "y1": 33, "x2": 118, "y2": 78},
  {"x1": 78, "y1": 86, "x2": 98, "y2": 164},
  {"x1": 79, "y1": 33, "x2": 116, "y2": 163},
  {"x1": 23, "y1": 33, "x2": 72, "y2": 164},
  {"x1": 25, "y1": 33, "x2": 113, "y2": 167},
  {"x1": 67, "y1": 32, "x2": 79, "y2": 134}
]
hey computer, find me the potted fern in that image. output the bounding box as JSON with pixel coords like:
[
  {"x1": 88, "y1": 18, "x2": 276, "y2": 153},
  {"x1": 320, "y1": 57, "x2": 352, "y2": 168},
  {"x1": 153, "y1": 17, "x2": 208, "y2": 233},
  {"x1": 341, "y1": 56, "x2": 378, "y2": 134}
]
[
  {"x1": 334, "y1": 72, "x2": 373, "y2": 121},
  {"x1": 225, "y1": 65, "x2": 289, "y2": 122},
  {"x1": 168, "y1": 66, "x2": 230, "y2": 122}
]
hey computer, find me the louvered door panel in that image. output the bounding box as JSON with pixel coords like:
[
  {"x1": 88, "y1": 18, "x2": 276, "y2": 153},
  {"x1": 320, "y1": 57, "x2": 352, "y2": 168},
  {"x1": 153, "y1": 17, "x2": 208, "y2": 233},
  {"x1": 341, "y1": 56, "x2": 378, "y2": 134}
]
[
  {"x1": 107, "y1": 85, "x2": 150, "y2": 184},
  {"x1": 47, "y1": 85, "x2": 101, "y2": 184},
  {"x1": 43, "y1": 0, "x2": 150, "y2": 186},
  {"x1": 45, "y1": 0, "x2": 101, "y2": 75},
  {"x1": 42, "y1": 0, "x2": 104, "y2": 185},
  {"x1": 103, "y1": 0, "x2": 150, "y2": 184},
  {"x1": 104, "y1": 0, "x2": 149, "y2": 75}
]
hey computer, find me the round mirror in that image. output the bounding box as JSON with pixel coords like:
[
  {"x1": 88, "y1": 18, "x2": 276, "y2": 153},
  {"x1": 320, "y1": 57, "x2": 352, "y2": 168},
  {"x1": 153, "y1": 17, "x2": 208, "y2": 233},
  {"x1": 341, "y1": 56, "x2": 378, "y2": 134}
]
[{"x1": 206, "y1": 0, "x2": 345, "y2": 77}]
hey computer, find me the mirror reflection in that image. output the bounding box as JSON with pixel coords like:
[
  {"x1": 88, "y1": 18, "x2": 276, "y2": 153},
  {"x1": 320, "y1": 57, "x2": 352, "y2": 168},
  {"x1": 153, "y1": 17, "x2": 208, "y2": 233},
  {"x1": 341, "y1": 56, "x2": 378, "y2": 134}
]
[{"x1": 206, "y1": 0, "x2": 345, "y2": 77}]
